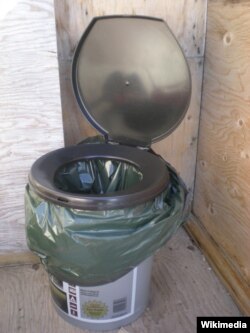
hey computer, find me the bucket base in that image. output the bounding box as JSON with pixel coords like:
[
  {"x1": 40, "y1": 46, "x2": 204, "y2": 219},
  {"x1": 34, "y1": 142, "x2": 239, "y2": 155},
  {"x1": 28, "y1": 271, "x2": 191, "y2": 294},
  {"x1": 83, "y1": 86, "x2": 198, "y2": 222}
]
[
  {"x1": 49, "y1": 256, "x2": 153, "y2": 331},
  {"x1": 53, "y1": 300, "x2": 146, "y2": 331}
]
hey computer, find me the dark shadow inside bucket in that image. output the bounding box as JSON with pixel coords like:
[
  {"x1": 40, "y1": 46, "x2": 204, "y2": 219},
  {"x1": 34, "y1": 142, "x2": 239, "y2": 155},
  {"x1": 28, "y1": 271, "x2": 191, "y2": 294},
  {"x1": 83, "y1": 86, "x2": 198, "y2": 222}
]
[{"x1": 54, "y1": 159, "x2": 143, "y2": 194}]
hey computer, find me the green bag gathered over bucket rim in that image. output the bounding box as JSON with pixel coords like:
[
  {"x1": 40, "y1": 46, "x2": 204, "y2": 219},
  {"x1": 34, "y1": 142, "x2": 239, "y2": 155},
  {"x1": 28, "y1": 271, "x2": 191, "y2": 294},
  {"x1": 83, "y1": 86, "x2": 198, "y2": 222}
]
[{"x1": 25, "y1": 158, "x2": 190, "y2": 286}]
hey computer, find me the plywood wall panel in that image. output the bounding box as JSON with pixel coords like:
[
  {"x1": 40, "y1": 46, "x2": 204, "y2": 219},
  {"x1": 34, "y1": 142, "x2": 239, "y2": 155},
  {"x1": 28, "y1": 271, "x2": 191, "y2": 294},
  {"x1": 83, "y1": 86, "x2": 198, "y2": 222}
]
[
  {"x1": 0, "y1": 0, "x2": 63, "y2": 255},
  {"x1": 192, "y1": 0, "x2": 250, "y2": 314}
]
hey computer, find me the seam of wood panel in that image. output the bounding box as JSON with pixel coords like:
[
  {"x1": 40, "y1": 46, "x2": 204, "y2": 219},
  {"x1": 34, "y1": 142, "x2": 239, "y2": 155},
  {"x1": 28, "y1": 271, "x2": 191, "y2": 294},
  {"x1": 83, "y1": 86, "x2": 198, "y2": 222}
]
[
  {"x1": 191, "y1": 0, "x2": 208, "y2": 212},
  {"x1": 186, "y1": 213, "x2": 250, "y2": 315},
  {"x1": 0, "y1": 251, "x2": 39, "y2": 267},
  {"x1": 188, "y1": 213, "x2": 249, "y2": 286},
  {"x1": 185, "y1": 55, "x2": 204, "y2": 59}
]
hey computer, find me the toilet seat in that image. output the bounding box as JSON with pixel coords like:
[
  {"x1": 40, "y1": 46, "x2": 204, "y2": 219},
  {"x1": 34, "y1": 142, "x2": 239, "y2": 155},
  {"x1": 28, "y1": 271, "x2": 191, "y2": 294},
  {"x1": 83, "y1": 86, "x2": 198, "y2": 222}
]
[{"x1": 29, "y1": 143, "x2": 169, "y2": 210}]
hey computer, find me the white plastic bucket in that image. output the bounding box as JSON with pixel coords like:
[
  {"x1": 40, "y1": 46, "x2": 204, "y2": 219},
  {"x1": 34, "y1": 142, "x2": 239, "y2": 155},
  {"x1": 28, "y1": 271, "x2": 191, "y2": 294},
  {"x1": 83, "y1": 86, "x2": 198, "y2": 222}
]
[{"x1": 50, "y1": 256, "x2": 153, "y2": 331}]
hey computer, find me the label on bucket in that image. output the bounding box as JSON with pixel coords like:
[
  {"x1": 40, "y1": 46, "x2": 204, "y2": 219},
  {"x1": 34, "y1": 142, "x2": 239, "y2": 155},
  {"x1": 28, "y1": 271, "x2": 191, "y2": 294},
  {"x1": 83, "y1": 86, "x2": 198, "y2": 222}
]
[{"x1": 49, "y1": 267, "x2": 138, "y2": 323}]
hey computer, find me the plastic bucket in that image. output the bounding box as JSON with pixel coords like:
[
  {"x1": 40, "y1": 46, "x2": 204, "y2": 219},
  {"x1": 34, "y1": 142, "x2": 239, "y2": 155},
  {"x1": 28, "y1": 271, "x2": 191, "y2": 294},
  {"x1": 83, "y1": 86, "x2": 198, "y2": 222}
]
[{"x1": 49, "y1": 256, "x2": 153, "y2": 331}]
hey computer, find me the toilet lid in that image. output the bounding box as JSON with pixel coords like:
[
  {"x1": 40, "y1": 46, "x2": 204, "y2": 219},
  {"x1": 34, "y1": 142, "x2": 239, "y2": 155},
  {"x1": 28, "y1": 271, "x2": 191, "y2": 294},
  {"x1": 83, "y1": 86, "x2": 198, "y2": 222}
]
[{"x1": 72, "y1": 16, "x2": 191, "y2": 147}]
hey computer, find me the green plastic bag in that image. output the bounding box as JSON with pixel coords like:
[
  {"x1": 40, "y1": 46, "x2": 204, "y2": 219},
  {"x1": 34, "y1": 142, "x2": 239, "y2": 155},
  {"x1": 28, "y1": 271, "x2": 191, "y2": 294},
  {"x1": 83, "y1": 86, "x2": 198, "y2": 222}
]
[{"x1": 25, "y1": 158, "x2": 189, "y2": 286}]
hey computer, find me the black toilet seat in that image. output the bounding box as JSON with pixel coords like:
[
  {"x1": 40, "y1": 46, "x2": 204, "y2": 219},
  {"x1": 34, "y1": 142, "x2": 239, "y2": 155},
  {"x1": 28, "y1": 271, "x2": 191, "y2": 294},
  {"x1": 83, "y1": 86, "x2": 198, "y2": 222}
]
[{"x1": 29, "y1": 143, "x2": 169, "y2": 210}]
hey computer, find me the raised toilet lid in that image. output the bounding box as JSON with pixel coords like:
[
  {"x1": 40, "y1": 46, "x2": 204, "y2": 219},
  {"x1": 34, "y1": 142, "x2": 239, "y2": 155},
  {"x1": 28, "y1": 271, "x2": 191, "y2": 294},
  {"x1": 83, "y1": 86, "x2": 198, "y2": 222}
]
[{"x1": 72, "y1": 16, "x2": 191, "y2": 147}]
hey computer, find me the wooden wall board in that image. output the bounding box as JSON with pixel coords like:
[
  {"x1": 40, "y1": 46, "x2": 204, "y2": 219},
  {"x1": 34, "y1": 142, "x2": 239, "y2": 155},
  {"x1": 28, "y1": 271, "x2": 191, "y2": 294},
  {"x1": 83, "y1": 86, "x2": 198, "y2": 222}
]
[
  {"x1": 55, "y1": 0, "x2": 207, "y2": 61},
  {"x1": 192, "y1": 0, "x2": 250, "y2": 314},
  {"x1": 0, "y1": 228, "x2": 241, "y2": 333},
  {"x1": 0, "y1": 0, "x2": 64, "y2": 255}
]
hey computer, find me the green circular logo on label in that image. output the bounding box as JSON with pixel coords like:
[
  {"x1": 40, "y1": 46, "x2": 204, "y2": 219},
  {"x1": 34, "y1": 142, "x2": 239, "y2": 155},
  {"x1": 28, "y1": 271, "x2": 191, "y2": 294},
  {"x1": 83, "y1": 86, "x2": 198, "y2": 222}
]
[{"x1": 83, "y1": 300, "x2": 108, "y2": 319}]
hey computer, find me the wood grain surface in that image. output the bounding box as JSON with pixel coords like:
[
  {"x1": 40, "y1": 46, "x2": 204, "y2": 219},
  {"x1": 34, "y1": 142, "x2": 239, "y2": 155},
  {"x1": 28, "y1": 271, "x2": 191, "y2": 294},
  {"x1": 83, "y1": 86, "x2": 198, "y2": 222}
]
[
  {"x1": 0, "y1": 228, "x2": 241, "y2": 333},
  {"x1": 192, "y1": 0, "x2": 250, "y2": 314},
  {"x1": 54, "y1": 0, "x2": 207, "y2": 193},
  {"x1": 0, "y1": 0, "x2": 64, "y2": 255}
]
